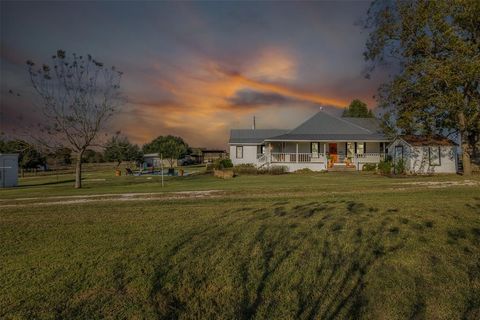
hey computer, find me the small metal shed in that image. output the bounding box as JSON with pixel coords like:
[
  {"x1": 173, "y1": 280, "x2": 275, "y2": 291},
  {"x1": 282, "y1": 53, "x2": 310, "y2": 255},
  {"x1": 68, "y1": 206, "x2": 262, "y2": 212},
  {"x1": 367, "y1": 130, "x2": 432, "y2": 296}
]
[{"x1": 0, "y1": 153, "x2": 19, "y2": 188}]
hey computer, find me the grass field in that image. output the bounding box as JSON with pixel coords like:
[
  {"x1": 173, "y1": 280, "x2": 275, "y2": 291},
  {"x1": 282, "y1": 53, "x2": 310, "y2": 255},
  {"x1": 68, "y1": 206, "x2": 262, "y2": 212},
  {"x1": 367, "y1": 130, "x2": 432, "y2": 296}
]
[{"x1": 1, "y1": 166, "x2": 480, "y2": 319}]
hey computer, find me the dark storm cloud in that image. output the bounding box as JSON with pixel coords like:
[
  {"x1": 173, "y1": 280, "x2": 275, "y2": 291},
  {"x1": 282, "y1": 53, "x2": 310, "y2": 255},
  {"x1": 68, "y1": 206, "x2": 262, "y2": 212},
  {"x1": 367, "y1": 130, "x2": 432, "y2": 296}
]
[
  {"x1": 0, "y1": 1, "x2": 388, "y2": 148},
  {"x1": 228, "y1": 89, "x2": 299, "y2": 108}
]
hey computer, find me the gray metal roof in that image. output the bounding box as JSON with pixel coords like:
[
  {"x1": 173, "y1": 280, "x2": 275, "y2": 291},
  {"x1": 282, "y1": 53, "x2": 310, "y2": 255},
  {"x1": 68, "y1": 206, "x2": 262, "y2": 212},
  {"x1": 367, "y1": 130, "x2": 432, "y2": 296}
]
[
  {"x1": 266, "y1": 133, "x2": 388, "y2": 142},
  {"x1": 229, "y1": 129, "x2": 288, "y2": 144},
  {"x1": 341, "y1": 117, "x2": 383, "y2": 133},
  {"x1": 266, "y1": 111, "x2": 388, "y2": 141},
  {"x1": 229, "y1": 111, "x2": 389, "y2": 144},
  {"x1": 398, "y1": 135, "x2": 457, "y2": 146}
]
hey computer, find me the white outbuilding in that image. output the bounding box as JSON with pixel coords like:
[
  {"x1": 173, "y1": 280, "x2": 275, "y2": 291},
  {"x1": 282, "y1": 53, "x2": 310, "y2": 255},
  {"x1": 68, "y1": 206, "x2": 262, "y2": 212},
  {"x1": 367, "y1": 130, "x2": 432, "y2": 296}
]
[
  {"x1": 143, "y1": 153, "x2": 176, "y2": 168},
  {"x1": 387, "y1": 135, "x2": 457, "y2": 174},
  {"x1": 0, "y1": 153, "x2": 19, "y2": 188}
]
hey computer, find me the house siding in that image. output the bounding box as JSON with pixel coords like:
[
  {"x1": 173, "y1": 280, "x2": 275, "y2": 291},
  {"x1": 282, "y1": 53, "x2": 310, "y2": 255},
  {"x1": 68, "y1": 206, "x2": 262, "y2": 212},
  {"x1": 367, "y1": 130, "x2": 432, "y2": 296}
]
[
  {"x1": 388, "y1": 139, "x2": 457, "y2": 174},
  {"x1": 409, "y1": 146, "x2": 457, "y2": 173},
  {"x1": 365, "y1": 142, "x2": 380, "y2": 153},
  {"x1": 229, "y1": 145, "x2": 259, "y2": 166}
]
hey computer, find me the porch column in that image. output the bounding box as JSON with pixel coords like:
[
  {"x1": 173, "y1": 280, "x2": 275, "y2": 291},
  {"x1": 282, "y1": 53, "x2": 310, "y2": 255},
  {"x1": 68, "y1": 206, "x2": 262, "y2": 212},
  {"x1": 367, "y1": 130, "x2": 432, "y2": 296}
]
[
  {"x1": 296, "y1": 143, "x2": 299, "y2": 163},
  {"x1": 323, "y1": 143, "x2": 327, "y2": 168},
  {"x1": 267, "y1": 143, "x2": 272, "y2": 163}
]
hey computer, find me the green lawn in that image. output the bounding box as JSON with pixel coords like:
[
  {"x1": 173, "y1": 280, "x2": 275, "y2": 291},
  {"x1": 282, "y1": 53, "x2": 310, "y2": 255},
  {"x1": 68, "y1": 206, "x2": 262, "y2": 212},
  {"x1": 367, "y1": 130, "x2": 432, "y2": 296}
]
[{"x1": 1, "y1": 168, "x2": 479, "y2": 319}]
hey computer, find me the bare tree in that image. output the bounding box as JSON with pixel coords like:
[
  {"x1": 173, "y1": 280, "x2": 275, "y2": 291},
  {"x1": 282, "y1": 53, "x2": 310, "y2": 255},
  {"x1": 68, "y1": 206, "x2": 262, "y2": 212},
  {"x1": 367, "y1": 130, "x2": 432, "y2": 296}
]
[{"x1": 27, "y1": 50, "x2": 123, "y2": 188}]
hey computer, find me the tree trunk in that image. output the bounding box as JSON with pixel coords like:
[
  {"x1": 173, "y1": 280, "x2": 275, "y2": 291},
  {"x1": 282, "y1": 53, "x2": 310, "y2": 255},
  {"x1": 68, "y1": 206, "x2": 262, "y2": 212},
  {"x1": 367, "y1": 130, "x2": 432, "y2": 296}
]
[
  {"x1": 458, "y1": 112, "x2": 472, "y2": 176},
  {"x1": 461, "y1": 137, "x2": 472, "y2": 175},
  {"x1": 75, "y1": 150, "x2": 84, "y2": 188}
]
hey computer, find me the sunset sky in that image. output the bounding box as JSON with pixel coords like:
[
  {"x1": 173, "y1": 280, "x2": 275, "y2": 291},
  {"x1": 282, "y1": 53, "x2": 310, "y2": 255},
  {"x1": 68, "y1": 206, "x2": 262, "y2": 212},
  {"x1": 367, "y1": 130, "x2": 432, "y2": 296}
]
[{"x1": 0, "y1": 1, "x2": 390, "y2": 149}]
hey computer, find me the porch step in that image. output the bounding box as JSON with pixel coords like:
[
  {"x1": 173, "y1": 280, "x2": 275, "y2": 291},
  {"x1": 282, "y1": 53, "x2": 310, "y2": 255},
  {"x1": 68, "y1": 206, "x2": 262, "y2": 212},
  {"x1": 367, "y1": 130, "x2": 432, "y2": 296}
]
[{"x1": 328, "y1": 165, "x2": 357, "y2": 172}]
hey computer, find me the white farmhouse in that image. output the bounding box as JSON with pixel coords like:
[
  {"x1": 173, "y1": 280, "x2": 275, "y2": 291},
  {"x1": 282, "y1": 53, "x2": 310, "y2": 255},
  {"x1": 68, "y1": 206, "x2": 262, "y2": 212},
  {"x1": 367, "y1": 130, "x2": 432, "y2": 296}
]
[{"x1": 229, "y1": 110, "x2": 390, "y2": 172}]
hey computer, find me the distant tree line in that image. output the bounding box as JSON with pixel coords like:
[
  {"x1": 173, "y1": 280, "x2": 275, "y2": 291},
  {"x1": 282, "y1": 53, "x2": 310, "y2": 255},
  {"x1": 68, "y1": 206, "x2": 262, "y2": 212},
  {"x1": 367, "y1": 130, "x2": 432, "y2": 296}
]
[
  {"x1": 0, "y1": 136, "x2": 142, "y2": 173},
  {"x1": 0, "y1": 134, "x2": 192, "y2": 174}
]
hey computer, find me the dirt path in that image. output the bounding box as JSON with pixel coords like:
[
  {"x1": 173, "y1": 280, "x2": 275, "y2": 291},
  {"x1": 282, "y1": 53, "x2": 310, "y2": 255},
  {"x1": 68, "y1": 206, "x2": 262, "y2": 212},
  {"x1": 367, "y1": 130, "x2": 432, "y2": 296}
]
[
  {"x1": 0, "y1": 190, "x2": 224, "y2": 208},
  {"x1": 2, "y1": 179, "x2": 478, "y2": 208},
  {"x1": 396, "y1": 180, "x2": 480, "y2": 188}
]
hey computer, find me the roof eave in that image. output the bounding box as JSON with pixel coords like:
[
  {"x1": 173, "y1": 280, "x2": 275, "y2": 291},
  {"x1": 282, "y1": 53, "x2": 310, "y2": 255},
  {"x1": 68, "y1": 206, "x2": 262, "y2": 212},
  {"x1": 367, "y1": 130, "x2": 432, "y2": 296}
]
[
  {"x1": 228, "y1": 142, "x2": 264, "y2": 145},
  {"x1": 264, "y1": 139, "x2": 391, "y2": 142}
]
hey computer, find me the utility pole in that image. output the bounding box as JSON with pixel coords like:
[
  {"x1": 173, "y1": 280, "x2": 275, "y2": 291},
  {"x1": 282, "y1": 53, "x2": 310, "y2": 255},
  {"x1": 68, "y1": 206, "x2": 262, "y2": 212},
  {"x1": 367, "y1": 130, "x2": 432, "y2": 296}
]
[{"x1": 160, "y1": 153, "x2": 164, "y2": 187}]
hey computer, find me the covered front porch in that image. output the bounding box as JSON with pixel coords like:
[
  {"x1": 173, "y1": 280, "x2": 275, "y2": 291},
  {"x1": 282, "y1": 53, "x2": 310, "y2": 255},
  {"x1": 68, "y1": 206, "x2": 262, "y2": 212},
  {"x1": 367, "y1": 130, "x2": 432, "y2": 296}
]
[{"x1": 258, "y1": 141, "x2": 387, "y2": 170}]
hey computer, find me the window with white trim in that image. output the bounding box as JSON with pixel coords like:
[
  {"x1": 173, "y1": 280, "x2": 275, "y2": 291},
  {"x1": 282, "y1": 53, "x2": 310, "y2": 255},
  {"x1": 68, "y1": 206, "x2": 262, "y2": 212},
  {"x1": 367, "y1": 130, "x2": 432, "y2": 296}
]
[
  {"x1": 429, "y1": 146, "x2": 441, "y2": 166},
  {"x1": 236, "y1": 146, "x2": 243, "y2": 159},
  {"x1": 257, "y1": 145, "x2": 265, "y2": 155},
  {"x1": 357, "y1": 142, "x2": 365, "y2": 155}
]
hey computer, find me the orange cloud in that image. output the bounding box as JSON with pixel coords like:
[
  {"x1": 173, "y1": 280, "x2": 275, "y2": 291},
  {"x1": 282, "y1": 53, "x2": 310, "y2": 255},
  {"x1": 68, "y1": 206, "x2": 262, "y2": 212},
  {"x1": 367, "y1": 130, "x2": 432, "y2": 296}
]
[
  {"x1": 226, "y1": 71, "x2": 347, "y2": 107},
  {"x1": 244, "y1": 47, "x2": 298, "y2": 81},
  {"x1": 117, "y1": 48, "x2": 351, "y2": 148}
]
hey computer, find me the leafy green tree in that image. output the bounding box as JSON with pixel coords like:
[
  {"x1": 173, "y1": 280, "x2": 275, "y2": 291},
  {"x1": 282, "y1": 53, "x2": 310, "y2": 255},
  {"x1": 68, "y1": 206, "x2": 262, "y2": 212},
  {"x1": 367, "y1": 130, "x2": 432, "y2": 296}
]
[
  {"x1": 342, "y1": 99, "x2": 374, "y2": 117},
  {"x1": 364, "y1": 0, "x2": 480, "y2": 175},
  {"x1": 378, "y1": 112, "x2": 398, "y2": 140},
  {"x1": 104, "y1": 136, "x2": 142, "y2": 168},
  {"x1": 143, "y1": 135, "x2": 189, "y2": 168},
  {"x1": 83, "y1": 149, "x2": 105, "y2": 163},
  {"x1": 47, "y1": 147, "x2": 72, "y2": 166}
]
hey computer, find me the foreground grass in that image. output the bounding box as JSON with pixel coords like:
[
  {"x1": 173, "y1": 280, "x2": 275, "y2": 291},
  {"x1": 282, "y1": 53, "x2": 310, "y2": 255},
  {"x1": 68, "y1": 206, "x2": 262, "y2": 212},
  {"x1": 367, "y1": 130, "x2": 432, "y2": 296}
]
[{"x1": 1, "y1": 171, "x2": 480, "y2": 319}]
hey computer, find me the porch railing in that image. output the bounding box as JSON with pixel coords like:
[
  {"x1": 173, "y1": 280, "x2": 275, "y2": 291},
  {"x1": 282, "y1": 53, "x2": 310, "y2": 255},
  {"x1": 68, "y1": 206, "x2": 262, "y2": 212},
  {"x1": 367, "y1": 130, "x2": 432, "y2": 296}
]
[
  {"x1": 264, "y1": 152, "x2": 386, "y2": 164},
  {"x1": 270, "y1": 153, "x2": 325, "y2": 163},
  {"x1": 354, "y1": 153, "x2": 385, "y2": 162}
]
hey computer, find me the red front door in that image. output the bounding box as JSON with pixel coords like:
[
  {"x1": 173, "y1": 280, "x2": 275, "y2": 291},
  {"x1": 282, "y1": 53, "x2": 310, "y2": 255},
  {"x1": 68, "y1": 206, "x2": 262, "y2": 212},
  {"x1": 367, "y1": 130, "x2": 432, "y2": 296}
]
[{"x1": 329, "y1": 143, "x2": 338, "y2": 164}]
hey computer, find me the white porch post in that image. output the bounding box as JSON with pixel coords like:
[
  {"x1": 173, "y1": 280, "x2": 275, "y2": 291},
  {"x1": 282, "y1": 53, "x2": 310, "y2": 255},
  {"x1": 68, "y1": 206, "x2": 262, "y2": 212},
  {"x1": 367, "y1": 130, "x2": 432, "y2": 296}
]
[
  {"x1": 267, "y1": 143, "x2": 272, "y2": 163},
  {"x1": 323, "y1": 143, "x2": 327, "y2": 169},
  {"x1": 296, "y1": 143, "x2": 299, "y2": 163}
]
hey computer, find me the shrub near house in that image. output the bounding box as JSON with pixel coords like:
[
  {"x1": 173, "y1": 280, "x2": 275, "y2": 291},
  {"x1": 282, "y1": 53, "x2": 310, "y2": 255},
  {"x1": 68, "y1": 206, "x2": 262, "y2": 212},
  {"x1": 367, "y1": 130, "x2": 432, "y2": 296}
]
[
  {"x1": 362, "y1": 163, "x2": 377, "y2": 171},
  {"x1": 378, "y1": 160, "x2": 392, "y2": 175},
  {"x1": 213, "y1": 158, "x2": 234, "y2": 179}
]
